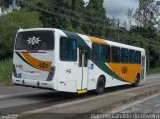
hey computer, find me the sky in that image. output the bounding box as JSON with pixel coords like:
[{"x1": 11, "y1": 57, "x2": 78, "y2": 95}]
[{"x1": 103, "y1": 0, "x2": 139, "y2": 23}]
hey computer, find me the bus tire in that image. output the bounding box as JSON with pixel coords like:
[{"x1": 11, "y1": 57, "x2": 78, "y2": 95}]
[
  {"x1": 96, "y1": 77, "x2": 105, "y2": 94},
  {"x1": 132, "y1": 74, "x2": 140, "y2": 87}
]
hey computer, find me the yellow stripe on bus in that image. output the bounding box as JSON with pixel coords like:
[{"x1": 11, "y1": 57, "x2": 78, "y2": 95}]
[
  {"x1": 22, "y1": 52, "x2": 52, "y2": 72},
  {"x1": 88, "y1": 36, "x2": 107, "y2": 45}
]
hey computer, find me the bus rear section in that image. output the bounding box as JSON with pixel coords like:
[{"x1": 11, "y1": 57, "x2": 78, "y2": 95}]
[{"x1": 12, "y1": 29, "x2": 56, "y2": 89}]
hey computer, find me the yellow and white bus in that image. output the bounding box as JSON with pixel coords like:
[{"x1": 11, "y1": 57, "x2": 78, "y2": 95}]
[{"x1": 12, "y1": 28, "x2": 146, "y2": 94}]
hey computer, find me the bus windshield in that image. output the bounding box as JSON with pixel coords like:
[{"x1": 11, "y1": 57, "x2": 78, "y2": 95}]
[{"x1": 15, "y1": 30, "x2": 54, "y2": 50}]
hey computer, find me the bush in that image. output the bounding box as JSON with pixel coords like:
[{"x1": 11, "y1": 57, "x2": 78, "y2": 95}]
[{"x1": 0, "y1": 58, "x2": 12, "y2": 83}]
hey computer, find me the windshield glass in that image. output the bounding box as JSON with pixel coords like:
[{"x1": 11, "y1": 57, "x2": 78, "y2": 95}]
[{"x1": 15, "y1": 30, "x2": 54, "y2": 50}]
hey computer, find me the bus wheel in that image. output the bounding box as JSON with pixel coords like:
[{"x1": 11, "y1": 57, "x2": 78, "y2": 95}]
[
  {"x1": 132, "y1": 74, "x2": 140, "y2": 87},
  {"x1": 96, "y1": 77, "x2": 105, "y2": 94}
]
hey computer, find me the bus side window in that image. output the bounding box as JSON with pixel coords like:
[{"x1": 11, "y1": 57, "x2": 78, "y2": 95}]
[
  {"x1": 60, "y1": 37, "x2": 77, "y2": 61},
  {"x1": 79, "y1": 50, "x2": 82, "y2": 67},
  {"x1": 84, "y1": 51, "x2": 88, "y2": 67},
  {"x1": 106, "y1": 45, "x2": 110, "y2": 62},
  {"x1": 99, "y1": 45, "x2": 110, "y2": 63},
  {"x1": 121, "y1": 48, "x2": 128, "y2": 63},
  {"x1": 136, "y1": 51, "x2": 141, "y2": 64},
  {"x1": 129, "y1": 50, "x2": 136, "y2": 64},
  {"x1": 111, "y1": 46, "x2": 120, "y2": 63},
  {"x1": 92, "y1": 43, "x2": 99, "y2": 61},
  {"x1": 99, "y1": 45, "x2": 107, "y2": 62}
]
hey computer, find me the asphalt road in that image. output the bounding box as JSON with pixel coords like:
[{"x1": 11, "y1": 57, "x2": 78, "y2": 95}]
[
  {"x1": 0, "y1": 74, "x2": 159, "y2": 114},
  {"x1": 121, "y1": 94, "x2": 160, "y2": 113}
]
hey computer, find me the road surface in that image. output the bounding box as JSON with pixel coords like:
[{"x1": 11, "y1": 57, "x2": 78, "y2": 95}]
[
  {"x1": 0, "y1": 74, "x2": 159, "y2": 114},
  {"x1": 121, "y1": 94, "x2": 160, "y2": 113}
]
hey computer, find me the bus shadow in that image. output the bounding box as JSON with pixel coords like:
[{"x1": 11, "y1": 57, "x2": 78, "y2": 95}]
[
  {"x1": 18, "y1": 84, "x2": 144, "y2": 102},
  {"x1": 88, "y1": 84, "x2": 144, "y2": 95}
]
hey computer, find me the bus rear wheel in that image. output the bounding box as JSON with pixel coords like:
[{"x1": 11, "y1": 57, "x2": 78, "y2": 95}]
[
  {"x1": 132, "y1": 74, "x2": 140, "y2": 87},
  {"x1": 96, "y1": 77, "x2": 105, "y2": 94}
]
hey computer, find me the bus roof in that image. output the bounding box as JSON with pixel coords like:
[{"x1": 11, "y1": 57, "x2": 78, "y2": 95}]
[
  {"x1": 106, "y1": 40, "x2": 145, "y2": 52},
  {"x1": 17, "y1": 28, "x2": 145, "y2": 52},
  {"x1": 17, "y1": 28, "x2": 55, "y2": 33}
]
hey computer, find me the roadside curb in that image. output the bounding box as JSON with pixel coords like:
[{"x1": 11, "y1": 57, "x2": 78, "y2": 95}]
[
  {"x1": 0, "y1": 83, "x2": 13, "y2": 86},
  {"x1": 71, "y1": 88, "x2": 160, "y2": 119}
]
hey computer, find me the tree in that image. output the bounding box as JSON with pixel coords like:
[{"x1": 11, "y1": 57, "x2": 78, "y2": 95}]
[
  {"x1": 126, "y1": 0, "x2": 160, "y2": 68},
  {"x1": 0, "y1": 0, "x2": 22, "y2": 13},
  {"x1": 0, "y1": 10, "x2": 42, "y2": 59},
  {"x1": 129, "y1": 25, "x2": 160, "y2": 68},
  {"x1": 0, "y1": 0, "x2": 12, "y2": 9},
  {"x1": 129, "y1": 26, "x2": 157, "y2": 39},
  {"x1": 127, "y1": 0, "x2": 160, "y2": 28},
  {"x1": 127, "y1": 8, "x2": 133, "y2": 26},
  {"x1": 21, "y1": 0, "x2": 109, "y2": 38}
]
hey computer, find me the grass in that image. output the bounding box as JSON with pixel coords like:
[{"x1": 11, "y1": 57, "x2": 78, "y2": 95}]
[
  {"x1": 147, "y1": 67, "x2": 160, "y2": 75},
  {"x1": 0, "y1": 58, "x2": 12, "y2": 84}
]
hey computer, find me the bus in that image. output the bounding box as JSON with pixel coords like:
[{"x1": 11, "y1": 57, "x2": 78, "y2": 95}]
[{"x1": 12, "y1": 28, "x2": 146, "y2": 94}]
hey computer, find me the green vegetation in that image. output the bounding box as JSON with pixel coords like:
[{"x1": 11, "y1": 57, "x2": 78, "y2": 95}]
[
  {"x1": 0, "y1": 59, "x2": 12, "y2": 84},
  {"x1": 147, "y1": 67, "x2": 160, "y2": 75},
  {"x1": 23, "y1": 0, "x2": 109, "y2": 38},
  {"x1": 0, "y1": 10, "x2": 43, "y2": 59}
]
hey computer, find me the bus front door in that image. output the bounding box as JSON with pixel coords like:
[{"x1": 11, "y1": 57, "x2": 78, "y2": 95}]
[{"x1": 77, "y1": 48, "x2": 88, "y2": 91}]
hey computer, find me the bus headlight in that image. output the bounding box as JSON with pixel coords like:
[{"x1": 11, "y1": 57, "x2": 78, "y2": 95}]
[{"x1": 47, "y1": 66, "x2": 56, "y2": 81}]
